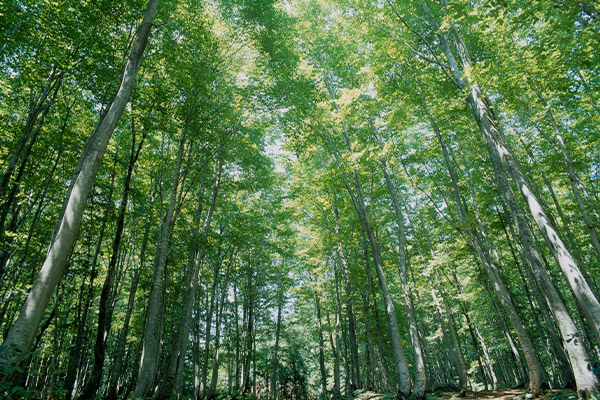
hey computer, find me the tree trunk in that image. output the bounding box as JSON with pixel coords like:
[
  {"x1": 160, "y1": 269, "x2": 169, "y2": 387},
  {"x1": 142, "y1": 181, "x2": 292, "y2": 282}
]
[
  {"x1": 0, "y1": 0, "x2": 159, "y2": 375},
  {"x1": 532, "y1": 84, "x2": 600, "y2": 262},
  {"x1": 105, "y1": 211, "x2": 151, "y2": 400},
  {"x1": 155, "y1": 161, "x2": 221, "y2": 399},
  {"x1": 315, "y1": 289, "x2": 328, "y2": 396},
  {"x1": 373, "y1": 126, "x2": 426, "y2": 397},
  {"x1": 208, "y1": 281, "x2": 227, "y2": 399},
  {"x1": 331, "y1": 197, "x2": 361, "y2": 391},
  {"x1": 432, "y1": 1, "x2": 600, "y2": 348},
  {"x1": 270, "y1": 284, "x2": 284, "y2": 400},
  {"x1": 80, "y1": 121, "x2": 146, "y2": 400},
  {"x1": 319, "y1": 127, "x2": 412, "y2": 397},
  {"x1": 362, "y1": 251, "x2": 375, "y2": 391},
  {"x1": 132, "y1": 130, "x2": 187, "y2": 399}
]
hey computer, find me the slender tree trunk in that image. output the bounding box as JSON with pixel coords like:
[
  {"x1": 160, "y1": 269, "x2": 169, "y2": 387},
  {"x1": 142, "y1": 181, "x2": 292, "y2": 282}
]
[
  {"x1": 270, "y1": 284, "x2": 284, "y2": 400},
  {"x1": 80, "y1": 121, "x2": 146, "y2": 400},
  {"x1": 445, "y1": 267, "x2": 498, "y2": 391},
  {"x1": 63, "y1": 218, "x2": 102, "y2": 400},
  {"x1": 0, "y1": 0, "x2": 159, "y2": 375},
  {"x1": 133, "y1": 131, "x2": 187, "y2": 399},
  {"x1": 412, "y1": 78, "x2": 544, "y2": 393},
  {"x1": 492, "y1": 158, "x2": 598, "y2": 393},
  {"x1": 499, "y1": 212, "x2": 575, "y2": 388},
  {"x1": 482, "y1": 280, "x2": 526, "y2": 386},
  {"x1": 208, "y1": 282, "x2": 227, "y2": 399},
  {"x1": 327, "y1": 282, "x2": 342, "y2": 397},
  {"x1": 331, "y1": 198, "x2": 361, "y2": 391},
  {"x1": 315, "y1": 289, "x2": 328, "y2": 396},
  {"x1": 362, "y1": 256, "x2": 375, "y2": 391},
  {"x1": 64, "y1": 165, "x2": 118, "y2": 399},
  {"x1": 155, "y1": 162, "x2": 221, "y2": 399},
  {"x1": 239, "y1": 265, "x2": 254, "y2": 395},
  {"x1": 319, "y1": 127, "x2": 412, "y2": 397},
  {"x1": 372, "y1": 126, "x2": 426, "y2": 397},
  {"x1": 105, "y1": 213, "x2": 150, "y2": 400}
]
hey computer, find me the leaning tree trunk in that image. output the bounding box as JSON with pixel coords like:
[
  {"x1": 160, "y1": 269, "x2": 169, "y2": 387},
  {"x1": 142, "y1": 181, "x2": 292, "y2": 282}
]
[
  {"x1": 532, "y1": 84, "x2": 600, "y2": 262},
  {"x1": 466, "y1": 80, "x2": 600, "y2": 345},
  {"x1": 433, "y1": 1, "x2": 600, "y2": 347},
  {"x1": 0, "y1": 0, "x2": 159, "y2": 375},
  {"x1": 498, "y1": 204, "x2": 575, "y2": 388},
  {"x1": 488, "y1": 144, "x2": 599, "y2": 394},
  {"x1": 414, "y1": 92, "x2": 542, "y2": 393}
]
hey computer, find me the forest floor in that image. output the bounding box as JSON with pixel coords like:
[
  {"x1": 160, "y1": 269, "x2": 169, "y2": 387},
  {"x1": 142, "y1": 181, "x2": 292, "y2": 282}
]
[
  {"x1": 430, "y1": 389, "x2": 576, "y2": 400},
  {"x1": 355, "y1": 389, "x2": 578, "y2": 400}
]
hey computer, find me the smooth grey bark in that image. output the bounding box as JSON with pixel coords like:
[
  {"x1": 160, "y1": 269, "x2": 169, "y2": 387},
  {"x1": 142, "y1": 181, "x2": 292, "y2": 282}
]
[
  {"x1": 270, "y1": 283, "x2": 284, "y2": 400},
  {"x1": 532, "y1": 84, "x2": 600, "y2": 261},
  {"x1": 0, "y1": 0, "x2": 159, "y2": 374},
  {"x1": 314, "y1": 289, "x2": 328, "y2": 395},
  {"x1": 395, "y1": 20, "x2": 544, "y2": 392},
  {"x1": 414, "y1": 96, "x2": 542, "y2": 392},
  {"x1": 331, "y1": 197, "x2": 361, "y2": 391},
  {"x1": 431, "y1": 0, "x2": 600, "y2": 348},
  {"x1": 372, "y1": 124, "x2": 426, "y2": 397},
  {"x1": 499, "y1": 208, "x2": 575, "y2": 388},
  {"x1": 469, "y1": 81, "x2": 600, "y2": 346},
  {"x1": 132, "y1": 129, "x2": 187, "y2": 399},
  {"x1": 412, "y1": 3, "x2": 598, "y2": 391},
  {"x1": 515, "y1": 131, "x2": 587, "y2": 270},
  {"x1": 489, "y1": 151, "x2": 599, "y2": 394},
  {"x1": 319, "y1": 127, "x2": 412, "y2": 396},
  {"x1": 208, "y1": 283, "x2": 227, "y2": 399}
]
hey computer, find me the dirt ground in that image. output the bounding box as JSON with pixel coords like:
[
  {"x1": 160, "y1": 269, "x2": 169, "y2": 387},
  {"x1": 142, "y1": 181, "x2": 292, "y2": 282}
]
[
  {"x1": 430, "y1": 389, "x2": 577, "y2": 400},
  {"x1": 357, "y1": 389, "x2": 579, "y2": 400}
]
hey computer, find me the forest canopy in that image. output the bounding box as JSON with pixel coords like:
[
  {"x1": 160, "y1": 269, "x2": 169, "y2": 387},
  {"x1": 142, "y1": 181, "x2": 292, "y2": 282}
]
[{"x1": 0, "y1": 0, "x2": 599, "y2": 399}]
